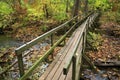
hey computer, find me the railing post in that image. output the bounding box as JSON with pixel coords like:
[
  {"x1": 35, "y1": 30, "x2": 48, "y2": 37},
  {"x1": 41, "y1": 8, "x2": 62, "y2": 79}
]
[
  {"x1": 51, "y1": 34, "x2": 54, "y2": 46},
  {"x1": 50, "y1": 34, "x2": 54, "y2": 58},
  {"x1": 63, "y1": 28, "x2": 67, "y2": 45},
  {"x1": 15, "y1": 51, "x2": 24, "y2": 77},
  {"x1": 82, "y1": 32, "x2": 86, "y2": 53},
  {"x1": 72, "y1": 55, "x2": 77, "y2": 80}
]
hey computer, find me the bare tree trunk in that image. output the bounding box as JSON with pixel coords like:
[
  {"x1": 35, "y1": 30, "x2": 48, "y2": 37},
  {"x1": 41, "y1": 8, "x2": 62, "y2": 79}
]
[
  {"x1": 73, "y1": 0, "x2": 80, "y2": 17},
  {"x1": 84, "y1": 0, "x2": 88, "y2": 16},
  {"x1": 66, "y1": 0, "x2": 69, "y2": 12},
  {"x1": 43, "y1": 4, "x2": 49, "y2": 18}
]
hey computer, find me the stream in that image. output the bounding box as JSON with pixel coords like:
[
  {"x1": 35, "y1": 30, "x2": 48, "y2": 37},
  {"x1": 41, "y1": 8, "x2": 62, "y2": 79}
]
[
  {"x1": 0, "y1": 35, "x2": 23, "y2": 49},
  {"x1": 1, "y1": 35, "x2": 118, "y2": 80},
  {"x1": 0, "y1": 35, "x2": 50, "y2": 80}
]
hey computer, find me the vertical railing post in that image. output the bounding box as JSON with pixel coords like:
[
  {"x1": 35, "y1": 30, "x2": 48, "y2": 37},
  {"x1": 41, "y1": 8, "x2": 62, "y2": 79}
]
[
  {"x1": 50, "y1": 34, "x2": 54, "y2": 58},
  {"x1": 15, "y1": 51, "x2": 24, "y2": 77},
  {"x1": 82, "y1": 32, "x2": 86, "y2": 53},
  {"x1": 72, "y1": 55, "x2": 77, "y2": 80},
  {"x1": 51, "y1": 34, "x2": 54, "y2": 46},
  {"x1": 63, "y1": 28, "x2": 67, "y2": 45}
]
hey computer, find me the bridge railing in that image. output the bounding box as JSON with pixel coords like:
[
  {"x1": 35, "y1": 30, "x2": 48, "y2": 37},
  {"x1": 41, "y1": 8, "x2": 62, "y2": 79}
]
[
  {"x1": 15, "y1": 12, "x2": 94, "y2": 80},
  {"x1": 63, "y1": 12, "x2": 99, "y2": 80}
]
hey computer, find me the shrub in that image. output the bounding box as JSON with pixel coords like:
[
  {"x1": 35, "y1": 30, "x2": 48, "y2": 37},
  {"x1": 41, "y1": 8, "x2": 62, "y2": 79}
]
[{"x1": 87, "y1": 31, "x2": 103, "y2": 50}]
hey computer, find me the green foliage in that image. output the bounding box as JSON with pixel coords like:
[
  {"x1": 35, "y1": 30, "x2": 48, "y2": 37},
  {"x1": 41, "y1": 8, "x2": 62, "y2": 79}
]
[
  {"x1": 87, "y1": 31, "x2": 103, "y2": 50},
  {"x1": 88, "y1": 0, "x2": 111, "y2": 11},
  {"x1": 0, "y1": 14, "x2": 12, "y2": 28},
  {"x1": 0, "y1": 2, "x2": 13, "y2": 28},
  {"x1": 0, "y1": 2, "x2": 13, "y2": 14},
  {"x1": 106, "y1": 11, "x2": 120, "y2": 23},
  {"x1": 41, "y1": 25, "x2": 48, "y2": 32},
  {"x1": 22, "y1": 0, "x2": 69, "y2": 21},
  {"x1": 53, "y1": 12, "x2": 67, "y2": 21}
]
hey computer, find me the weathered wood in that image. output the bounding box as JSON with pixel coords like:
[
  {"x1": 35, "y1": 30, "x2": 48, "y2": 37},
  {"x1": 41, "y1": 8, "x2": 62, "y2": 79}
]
[
  {"x1": 46, "y1": 24, "x2": 81, "y2": 80},
  {"x1": 15, "y1": 16, "x2": 78, "y2": 55},
  {"x1": 63, "y1": 26, "x2": 83, "y2": 74},
  {"x1": 95, "y1": 61, "x2": 120, "y2": 67},
  {"x1": 20, "y1": 34, "x2": 67, "y2": 80},
  {"x1": 75, "y1": 37, "x2": 83, "y2": 80},
  {"x1": 39, "y1": 13, "x2": 97, "y2": 80},
  {"x1": 50, "y1": 33, "x2": 54, "y2": 58},
  {"x1": 63, "y1": 19, "x2": 88, "y2": 75},
  {"x1": 82, "y1": 54, "x2": 98, "y2": 72},
  {"x1": 15, "y1": 12, "x2": 99, "y2": 80},
  {"x1": 0, "y1": 50, "x2": 31, "y2": 75},
  {"x1": 39, "y1": 17, "x2": 86, "y2": 80},
  {"x1": 50, "y1": 34, "x2": 54, "y2": 46},
  {"x1": 20, "y1": 17, "x2": 80, "y2": 80},
  {"x1": 72, "y1": 55, "x2": 77, "y2": 80},
  {"x1": 16, "y1": 54, "x2": 24, "y2": 77},
  {"x1": 63, "y1": 13, "x2": 99, "y2": 80},
  {"x1": 16, "y1": 15, "x2": 78, "y2": 78}
]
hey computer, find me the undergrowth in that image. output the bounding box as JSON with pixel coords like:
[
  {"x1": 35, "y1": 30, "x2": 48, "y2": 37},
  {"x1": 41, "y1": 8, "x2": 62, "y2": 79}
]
[{"x1": 87, "y1": 30, "x2": 103, "y2": 51}]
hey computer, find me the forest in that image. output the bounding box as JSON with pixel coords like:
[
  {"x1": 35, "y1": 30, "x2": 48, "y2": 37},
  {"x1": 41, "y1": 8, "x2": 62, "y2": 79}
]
[{"x1": 0, "y1": 0, "x2": 120, "y2": 80}]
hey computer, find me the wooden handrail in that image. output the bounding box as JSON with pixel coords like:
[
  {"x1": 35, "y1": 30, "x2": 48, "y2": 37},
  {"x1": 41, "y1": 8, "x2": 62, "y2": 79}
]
[
  {"x1": 20, "y1": 17, "x2": 81, "y2": 80},
  {"x1": 15, "y1": 12, "x2": 95, "y2": 79},
  {"x1": 63, "y1": 12, "x2": 99, "y2": 80},
  {"x1": 63, "y1": 19, "x2": 88, "y2": 75},
  {"x1": 15, "y1": 15, "x2": 78, "y2": 77},
  {"x1": 19, "y1": 13, "x2": 93, "y2": 79},
  {"x1": 15, "y1": 16, "x2": 77, "y2": 55}
]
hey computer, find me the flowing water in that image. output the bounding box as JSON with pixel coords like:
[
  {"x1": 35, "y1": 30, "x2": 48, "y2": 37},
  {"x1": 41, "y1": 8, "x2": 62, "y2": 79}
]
[
  {"x1": 1, "y1": 35, "x2": 112, "y2": 80},
  {"x1": 0, "y1": 35, "x2": 23, "y2": 49},
  {"x1": 0, "y1": 35, "x2": 50, "y2": 80}
]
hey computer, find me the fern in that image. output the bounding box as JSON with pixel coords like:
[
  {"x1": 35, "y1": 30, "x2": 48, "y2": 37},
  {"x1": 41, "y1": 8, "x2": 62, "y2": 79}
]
[{"x1": 87, "y1": 32, "x2": 103, "y2": 50}]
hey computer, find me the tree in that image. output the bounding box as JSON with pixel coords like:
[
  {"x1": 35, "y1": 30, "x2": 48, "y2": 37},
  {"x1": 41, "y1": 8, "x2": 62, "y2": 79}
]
[
  {"x1": 66, "y1": 0, "x2": 69, "y2": 12},
  {"x1": 84, "y1": 0, "x2": 88, "y2": 15},
  {"x1": 73, "y1": 0, "x2": 80, "y2": 17}
]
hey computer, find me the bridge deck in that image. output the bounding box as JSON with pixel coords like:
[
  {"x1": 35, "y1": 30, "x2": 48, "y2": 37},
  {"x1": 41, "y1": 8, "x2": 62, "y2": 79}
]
[
  {"x1": 14, "y1": 12, "x2": 99, "y2": 80},
  {"x1": 39, "y1": 21, "x2": 86, "y2": 80}
]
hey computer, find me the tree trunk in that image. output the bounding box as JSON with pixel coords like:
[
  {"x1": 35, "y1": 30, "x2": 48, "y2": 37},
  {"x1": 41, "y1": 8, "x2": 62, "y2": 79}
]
[
  {"x1": 43, "y1": 4, "x2": 49, "y2": 18},
  {"x1": 73, "y1": 0, "x2": 80, "y2": 17},
  {"x1": 84, "y1": 0, "x2": 88, "y2": 16},
  {"x1": 66, "y1": 0, "x2": 69, "y2": 12}
]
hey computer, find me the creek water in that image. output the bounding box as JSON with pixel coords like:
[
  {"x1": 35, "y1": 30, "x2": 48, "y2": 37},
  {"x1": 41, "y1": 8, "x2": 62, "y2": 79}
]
[
  {"x1": 0, "y1": 35, "x2": 50, "y2": 80},
  {"x1": 0, "y1": 35, "x2": 23, "y2": 49},
  {"x1": 0, "y1": 35, "x2": 112, "y2": 80}
]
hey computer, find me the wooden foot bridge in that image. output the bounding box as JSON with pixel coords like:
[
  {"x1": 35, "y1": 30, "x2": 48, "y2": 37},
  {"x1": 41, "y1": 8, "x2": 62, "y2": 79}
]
[{"x1": 4, "y1": 12, "x2": 100, "y2": 80}]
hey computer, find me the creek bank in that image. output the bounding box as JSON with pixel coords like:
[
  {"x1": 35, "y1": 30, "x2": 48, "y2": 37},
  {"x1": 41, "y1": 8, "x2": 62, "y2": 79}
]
[{"x1": 82, "y1": 22, "x2": 120, "y2": 80}]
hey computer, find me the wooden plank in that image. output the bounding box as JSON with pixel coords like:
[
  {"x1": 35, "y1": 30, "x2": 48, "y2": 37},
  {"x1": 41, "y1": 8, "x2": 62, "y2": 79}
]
[
  {"x1": 58, "y1": 72, "x2": 66, "y2": 80},
  {"x1": 51, "y1": 24, "x2": 84, "y2": 80},
  {"x1": 45, "y1": 28, "x2": 80, "y2": 80},
  {"x1": 74, "y1": 38, "x2": 83, "y2": 80},
  {"x1": 65, "y1": 64, "x2": 72, "y2": 80},
  {"x1": 39, "y1": 42, "x2": 70, "y2": 80},
  {"x1": 39, "y1": 12, "x2": 99, "y2": 80},
  {"x1": 20, "y1": 34, "x2": 67, "y2": 80},
  {"x1": 76, "y1": 37, "x2": 83, "y2": 65},
  {"x1": 39, "y1": 53, "x2": 61, "y2": 80},
  {"x1": 58, "y1": 65, "x2": 72, "y2": 80},
  {"x1": 95, "y1": 61, "x2": 120, "y2": 67},
  {"x1": 39, "y1": 27, "x2": 78, "y2": 80},
  {"x1": 20, "y1": 19, "x2": 81, "y2": 80},
  {"x1": 63, "y1": 20, "x2": 87, "y2": 75},
  {"x1": 59, "y1": 38, "x2": 82, "y2": 80}
]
